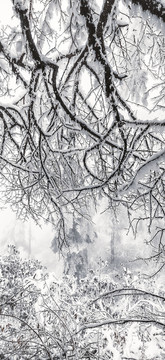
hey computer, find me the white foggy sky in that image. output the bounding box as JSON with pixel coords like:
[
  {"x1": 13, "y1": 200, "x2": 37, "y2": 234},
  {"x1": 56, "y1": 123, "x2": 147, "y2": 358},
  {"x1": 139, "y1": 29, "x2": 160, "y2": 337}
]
[{"x1": 0, "y1": 205, "x2": 61, "y2": 271}]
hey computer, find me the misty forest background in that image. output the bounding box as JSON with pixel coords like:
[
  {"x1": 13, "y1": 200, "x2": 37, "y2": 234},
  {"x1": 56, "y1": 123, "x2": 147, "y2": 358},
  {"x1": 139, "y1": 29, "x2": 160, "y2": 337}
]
[{"x1": 0, "y1": 0, "x2": 164, "y2": 359}]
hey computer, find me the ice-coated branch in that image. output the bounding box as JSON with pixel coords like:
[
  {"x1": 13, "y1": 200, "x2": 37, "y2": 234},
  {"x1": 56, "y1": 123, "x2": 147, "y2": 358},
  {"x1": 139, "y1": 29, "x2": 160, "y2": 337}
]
[
  {"x1": 14, "y1": 3, "x2": 41, "y2": 63},
  {"x1": 91, "y1": 287, "x2": 165, "y2": 303},
  {"x1": 76, "y1": 317, "x2": 165, "y2": 335}
]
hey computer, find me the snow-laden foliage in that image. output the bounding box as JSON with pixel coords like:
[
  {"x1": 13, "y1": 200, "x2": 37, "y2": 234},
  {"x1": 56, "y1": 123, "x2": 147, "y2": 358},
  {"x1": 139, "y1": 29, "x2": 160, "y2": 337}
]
[
  {"x1": 0, "y1": 246, "x2": 164, "y2": 359},
  {"x1": 0, "y1": 0, "x2": 164, "y2": 251}
]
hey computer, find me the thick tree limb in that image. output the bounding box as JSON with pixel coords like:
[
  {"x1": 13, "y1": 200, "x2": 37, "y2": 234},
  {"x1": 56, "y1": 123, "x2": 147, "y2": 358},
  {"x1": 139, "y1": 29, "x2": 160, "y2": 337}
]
[{"x1": 131, "y1": 0, "x2": 165, "y2": 21}]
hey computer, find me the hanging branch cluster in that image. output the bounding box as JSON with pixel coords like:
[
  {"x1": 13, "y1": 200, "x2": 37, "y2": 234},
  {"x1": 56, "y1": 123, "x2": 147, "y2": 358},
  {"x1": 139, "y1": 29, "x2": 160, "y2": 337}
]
[{"x1": 0, "y1": 0, "x2": 164, "y2": 247}]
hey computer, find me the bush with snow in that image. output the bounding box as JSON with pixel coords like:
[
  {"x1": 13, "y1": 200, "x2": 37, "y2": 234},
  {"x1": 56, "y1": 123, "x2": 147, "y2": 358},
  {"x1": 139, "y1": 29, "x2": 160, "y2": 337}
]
[{"x1": 0, "y1": 246, "x2": 164, "y2": 359}]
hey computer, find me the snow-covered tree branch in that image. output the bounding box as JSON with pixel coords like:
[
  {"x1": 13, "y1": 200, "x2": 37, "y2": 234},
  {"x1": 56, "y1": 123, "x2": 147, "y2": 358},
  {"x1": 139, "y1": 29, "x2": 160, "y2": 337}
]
[{"x1": 0, "y1": 0, "x2": 164, "y2": 250}]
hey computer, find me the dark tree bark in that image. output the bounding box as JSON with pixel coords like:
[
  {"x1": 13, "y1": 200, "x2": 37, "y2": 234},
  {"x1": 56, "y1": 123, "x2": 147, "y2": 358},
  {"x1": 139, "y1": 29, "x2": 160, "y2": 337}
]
[{"x1": 132, "y1": 0, "x2": 165, "y2": 21}]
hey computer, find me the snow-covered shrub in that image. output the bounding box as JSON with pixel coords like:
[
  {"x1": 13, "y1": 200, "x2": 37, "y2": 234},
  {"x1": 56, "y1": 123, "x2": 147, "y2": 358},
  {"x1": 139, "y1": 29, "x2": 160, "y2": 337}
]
[{"x1": 0, "y1": 247, "x2": 164, "y2": 359}]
